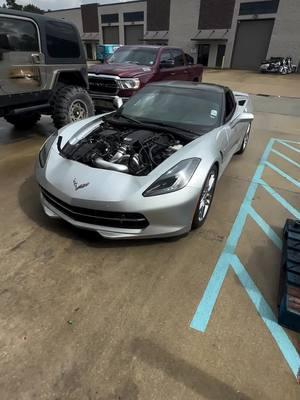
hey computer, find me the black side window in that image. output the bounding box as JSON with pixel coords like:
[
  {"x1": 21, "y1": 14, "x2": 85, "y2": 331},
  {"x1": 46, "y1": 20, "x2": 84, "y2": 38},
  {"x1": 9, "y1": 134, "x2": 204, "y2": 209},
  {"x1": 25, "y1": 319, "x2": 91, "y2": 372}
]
[
  {"x1": 172, "y1": 49, "x2": 185, "y2": 67},
  {"x1": 160, "y1": 49, "x2": 175, "y2": 67},
  {"x1": 0, "y1": 17, "x2": 39, "y2": 52},
  {"x1": 185, "y1": 53, "x2": 194, "y2": 65},
  {"x1": 225, "y1": 90, "x2": 236, "y2": 121},
  {"x1": 46, "y1": 21, "x2": 80, "y2": 58}
]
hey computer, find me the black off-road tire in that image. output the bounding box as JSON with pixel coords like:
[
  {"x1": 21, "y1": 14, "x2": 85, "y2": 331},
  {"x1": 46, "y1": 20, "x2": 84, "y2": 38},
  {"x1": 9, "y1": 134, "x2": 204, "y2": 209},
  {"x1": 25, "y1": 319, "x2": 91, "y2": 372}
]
[
  {"x1": 4, "y1": 112, "x2": 41, "y2": 129},
  {"x1": 51, "y1": 85, "x2": 95, "y2": 129}
]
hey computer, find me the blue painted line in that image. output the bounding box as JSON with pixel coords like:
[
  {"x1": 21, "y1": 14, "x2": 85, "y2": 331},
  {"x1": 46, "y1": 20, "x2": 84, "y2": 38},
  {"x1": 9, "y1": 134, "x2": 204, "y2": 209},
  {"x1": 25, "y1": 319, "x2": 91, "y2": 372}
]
[
  {"x1": 191, "y1": 137, "x2": 300, "y2": 379},
  {"x1": 277, "y1": 140, "x2": 300, "y2": 154},
  {"x1": 278, "y1": 139, "x2": 300, "y2": 146},
  {"x1": 265, "y1": 161, "x2": 300, "y2": 188},
  {"x1": 190, "y1": 139, "x2": 275, "y2": 332},
  {"x1": 247, "y1": 206, "x2": 282, "y2": 250},
  {"x1": 271, "y1": 148, "x2": 300, "y2": 169},
  {"x1": 190, "y1": 253, "x2": 231, "y2": 332},
  {"x1": 259, "y1": 179, "x2": 300, "y2": 219},
  {"x1": 230, "y1": 255, "x2": 300, "y2": 378}
]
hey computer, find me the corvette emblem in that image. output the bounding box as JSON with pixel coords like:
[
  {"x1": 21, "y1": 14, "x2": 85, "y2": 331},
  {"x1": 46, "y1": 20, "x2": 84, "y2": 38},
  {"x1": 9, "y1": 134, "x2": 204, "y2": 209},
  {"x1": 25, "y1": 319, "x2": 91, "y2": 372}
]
[{"x1": 73, "y1": 178, "x2": 90, "y2": 191}]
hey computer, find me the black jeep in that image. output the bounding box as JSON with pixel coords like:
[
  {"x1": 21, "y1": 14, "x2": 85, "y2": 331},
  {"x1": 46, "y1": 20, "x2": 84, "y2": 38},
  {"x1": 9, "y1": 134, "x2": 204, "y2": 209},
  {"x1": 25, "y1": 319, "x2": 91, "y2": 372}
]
[{"x1": 0, "y1": 8, "x2": 94, "y2": 129}]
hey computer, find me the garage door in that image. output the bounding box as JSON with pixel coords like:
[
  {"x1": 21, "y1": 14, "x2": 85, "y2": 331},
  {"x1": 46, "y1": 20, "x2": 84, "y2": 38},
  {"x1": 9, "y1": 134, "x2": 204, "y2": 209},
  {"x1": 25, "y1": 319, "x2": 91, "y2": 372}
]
[
  {"x1": 102, "y1": 26, "x2": 119, "y2": 44},
  {"x1": 231, "y1": 19, "x2": 274, "y2": 70},
  {"x1": 124, "y1": 25, "x2": 144, "y2": 45}
]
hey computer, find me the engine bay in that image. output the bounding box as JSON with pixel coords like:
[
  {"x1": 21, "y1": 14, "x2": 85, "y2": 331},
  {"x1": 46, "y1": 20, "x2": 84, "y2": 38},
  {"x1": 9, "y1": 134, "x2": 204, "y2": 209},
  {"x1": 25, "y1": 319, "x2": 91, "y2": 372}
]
[{"x1": 60, "y1": 122, "x2": 189, "y2": 176}]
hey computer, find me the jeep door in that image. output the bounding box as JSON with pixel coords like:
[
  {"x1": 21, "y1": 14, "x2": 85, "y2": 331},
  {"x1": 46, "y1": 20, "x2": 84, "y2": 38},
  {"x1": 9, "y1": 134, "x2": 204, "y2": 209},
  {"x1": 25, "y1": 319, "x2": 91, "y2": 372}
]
[{"x1": 0, "y1": 14, "x2": 44, "y2": 96}]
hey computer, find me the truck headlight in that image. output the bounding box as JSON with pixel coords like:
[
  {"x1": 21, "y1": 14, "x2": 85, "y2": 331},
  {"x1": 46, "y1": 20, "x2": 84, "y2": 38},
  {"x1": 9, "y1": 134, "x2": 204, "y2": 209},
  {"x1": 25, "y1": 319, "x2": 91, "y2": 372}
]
[
  {"x1": 118, "y1": 78, "x2": 140, "y2": 90},
  {"x1": 39, "y1": 134, "x2": 56, "y2": 168},
  {"x1": 143, "y1": 158, "x2": 200, "y2": 197}
]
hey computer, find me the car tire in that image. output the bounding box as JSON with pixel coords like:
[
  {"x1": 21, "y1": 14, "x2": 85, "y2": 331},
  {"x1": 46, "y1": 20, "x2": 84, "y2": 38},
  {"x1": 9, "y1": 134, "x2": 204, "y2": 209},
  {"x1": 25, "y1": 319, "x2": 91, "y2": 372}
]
[
  {"x1": 4, "y1": 112, "x2": 41, "y2": 129},
  {"x1": 192, "y1": 164, "x2": 218, "y2": 230},
  {"x1": 52, "y1": 85, "x2": 95, "y2": 129},
  {"x1": 236, "y1": 123, "x2": 251, "y2": 155}
]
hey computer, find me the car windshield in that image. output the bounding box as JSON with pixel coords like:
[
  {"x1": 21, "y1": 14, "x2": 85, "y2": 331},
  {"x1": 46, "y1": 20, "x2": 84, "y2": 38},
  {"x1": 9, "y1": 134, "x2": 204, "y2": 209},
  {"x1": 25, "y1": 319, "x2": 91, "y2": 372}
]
[
  {"x1": 108, "y1": 47, "x2": 158, "y2": 66},
  {"x1": 119, "y1": 85, "x2": 223, "y2": 133}
]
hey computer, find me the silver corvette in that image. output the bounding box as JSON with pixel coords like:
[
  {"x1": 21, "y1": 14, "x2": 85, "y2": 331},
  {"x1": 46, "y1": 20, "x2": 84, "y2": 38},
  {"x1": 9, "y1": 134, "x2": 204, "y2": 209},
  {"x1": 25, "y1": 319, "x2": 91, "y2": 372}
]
[{"x1": 36, "y1": 82, "x2": 254, "y2": 239}]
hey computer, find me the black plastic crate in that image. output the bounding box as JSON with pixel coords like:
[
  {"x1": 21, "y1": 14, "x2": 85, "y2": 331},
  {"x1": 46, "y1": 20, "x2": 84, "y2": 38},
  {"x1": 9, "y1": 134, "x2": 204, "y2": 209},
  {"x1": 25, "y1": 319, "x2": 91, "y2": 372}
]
[{"x1": 278, "y1": 219, "x2": 300, "y2": 333}]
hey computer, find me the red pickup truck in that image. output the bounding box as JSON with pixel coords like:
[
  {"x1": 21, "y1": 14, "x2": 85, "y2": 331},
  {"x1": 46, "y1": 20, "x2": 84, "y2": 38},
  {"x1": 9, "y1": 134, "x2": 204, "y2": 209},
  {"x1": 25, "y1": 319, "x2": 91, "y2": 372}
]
[{"x1": 88, "y1": 45, "x2": 203, "y2": 109}]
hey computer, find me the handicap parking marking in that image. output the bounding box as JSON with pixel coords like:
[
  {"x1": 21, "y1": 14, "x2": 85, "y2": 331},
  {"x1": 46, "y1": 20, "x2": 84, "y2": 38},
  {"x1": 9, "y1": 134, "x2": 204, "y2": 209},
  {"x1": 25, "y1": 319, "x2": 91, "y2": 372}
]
[{"x1": 190, "y1": 137, "x2": 300, "y2": 378}]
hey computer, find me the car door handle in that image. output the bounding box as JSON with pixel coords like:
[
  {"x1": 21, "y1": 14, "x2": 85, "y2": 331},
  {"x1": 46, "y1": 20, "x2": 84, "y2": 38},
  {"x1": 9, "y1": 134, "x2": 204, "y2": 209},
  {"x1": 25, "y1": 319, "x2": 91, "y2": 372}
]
[
  {"x1": 32, "y1": 53, "x2": 41, "y2": 64},
  {"x1": 184, "y1": 70, "x2": 188, "y2": 74},
  {"x1": 170, "y1": 72, "x2": 176, "y2": 76}
]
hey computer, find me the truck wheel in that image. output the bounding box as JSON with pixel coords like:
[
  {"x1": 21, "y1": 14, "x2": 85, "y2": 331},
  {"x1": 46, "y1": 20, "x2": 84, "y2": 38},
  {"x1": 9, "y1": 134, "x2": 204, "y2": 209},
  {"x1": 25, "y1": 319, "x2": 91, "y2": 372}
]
[
  {"x1": 52, "y1": 85, "x2": 95, "y2": 129},
  {"x1": 4, "y1": 112, "x2": 41, "y2": 129}
]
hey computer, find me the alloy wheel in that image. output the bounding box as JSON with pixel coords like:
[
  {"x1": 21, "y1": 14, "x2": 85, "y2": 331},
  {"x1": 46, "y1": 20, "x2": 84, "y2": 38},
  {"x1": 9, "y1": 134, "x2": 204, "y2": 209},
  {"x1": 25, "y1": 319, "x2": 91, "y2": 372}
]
[{"x1": 69, "y1": 100, "x2": 88, "y2": 122}]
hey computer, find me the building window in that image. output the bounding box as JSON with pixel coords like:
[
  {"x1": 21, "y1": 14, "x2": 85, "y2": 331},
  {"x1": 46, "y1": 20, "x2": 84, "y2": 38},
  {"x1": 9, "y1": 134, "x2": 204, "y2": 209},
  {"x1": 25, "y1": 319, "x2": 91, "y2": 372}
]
[
  {"x1": 46, "y1": 21, "x2": 80, "y2": 58},
  {"x1": 216, "y1": 45, "x2": 226, "y2": 68},
  {"x1": 198, "y1": 0, "x2": 235, "y2": 30},
  {"x1": 101, "y1": 14, "x2": 119, "y2": 24},
  {"x1": 239, "y1": 0, "x2": 280, "y2": 15},
  {"x1": 197, "y1": 44, "x2": 210, "y2": 66},
  {"x1": 123, "y1": 11, "x2": 144, "y2": 22}
]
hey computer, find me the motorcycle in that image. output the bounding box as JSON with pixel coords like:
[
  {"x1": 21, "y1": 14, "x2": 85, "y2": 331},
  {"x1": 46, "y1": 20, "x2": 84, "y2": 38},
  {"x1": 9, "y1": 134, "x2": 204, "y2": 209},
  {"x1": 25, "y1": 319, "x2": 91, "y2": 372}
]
[{"x1": 259, "y1": 56, "x2": 297, "y2": 74}]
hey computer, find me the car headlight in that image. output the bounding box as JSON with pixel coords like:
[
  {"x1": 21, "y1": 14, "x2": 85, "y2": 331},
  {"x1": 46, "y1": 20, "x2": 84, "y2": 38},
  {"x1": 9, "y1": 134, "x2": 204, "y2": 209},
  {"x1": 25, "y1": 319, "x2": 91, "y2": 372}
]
[
  {"x1": 143, "y1": 158, "x2": 201, "y2": 197},
  {"x1": 39, "y1": 134, "x2": 57, "y2": 168},
  {"x1": 118, "y1": 78, "x2": 140, "y2": 90}
]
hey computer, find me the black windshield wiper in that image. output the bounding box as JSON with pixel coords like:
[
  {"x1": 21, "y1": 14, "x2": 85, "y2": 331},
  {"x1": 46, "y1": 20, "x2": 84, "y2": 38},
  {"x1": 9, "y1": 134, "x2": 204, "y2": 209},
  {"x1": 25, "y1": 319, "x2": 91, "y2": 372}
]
[
  {"x1": 117, "y1": 114, "x2": 143, "y2": 125},
  {"x1": 146, "y1": 121, "x2": 199, "y2": 137},
  {"x1": 104, "y1": 113, "x2": 143, "y2": 126}
]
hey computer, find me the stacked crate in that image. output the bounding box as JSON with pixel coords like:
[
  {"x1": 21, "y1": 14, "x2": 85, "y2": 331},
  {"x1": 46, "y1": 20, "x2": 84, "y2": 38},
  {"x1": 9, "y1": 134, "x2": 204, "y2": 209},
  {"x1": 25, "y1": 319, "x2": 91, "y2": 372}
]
[{"x1": 278, "y1": 219, "x2": 300, "y2": 332}]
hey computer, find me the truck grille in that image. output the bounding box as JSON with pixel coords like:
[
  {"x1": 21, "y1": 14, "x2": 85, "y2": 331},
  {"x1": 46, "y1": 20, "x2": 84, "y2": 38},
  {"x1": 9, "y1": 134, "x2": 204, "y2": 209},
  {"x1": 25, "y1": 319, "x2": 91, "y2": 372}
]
[
  {"x1": 88, "y1": 75, "x2": 119, "y2": 95},
  {"x1": 41, "y1": 187, "x2": 149, "y2": 230}
]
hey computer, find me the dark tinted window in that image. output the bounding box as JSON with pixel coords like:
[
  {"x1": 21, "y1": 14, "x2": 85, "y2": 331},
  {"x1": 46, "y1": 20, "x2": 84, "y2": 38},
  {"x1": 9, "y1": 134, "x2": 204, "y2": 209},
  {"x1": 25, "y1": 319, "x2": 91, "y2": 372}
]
[
  {"x1": 239, "y1": 0, "x2": 279, "y2": 15},
  {"x1": 101, "y1": 14, "x2": 119, "y2": 23},
  {"x1": 46, "y1": 21, "x2": 80, "y2": 58},
  {"x1": 123, "y1": 12, "x2": 144, "y2": 22},
  {"x1": 185, "y1": 53, "x2": 194, "y2": 65},
  {"x1": 172, "y1": 49, "x2": 184, "y2": 66},
  {"x1": 0, "y1": 17, "x2": 39, "y2": 52},
  {"x1": 160, "y1": 49, "x2": 174, "y2": 64},
  {"x1": 225, "y1": 90, "x2": 236, "y2": 120}
]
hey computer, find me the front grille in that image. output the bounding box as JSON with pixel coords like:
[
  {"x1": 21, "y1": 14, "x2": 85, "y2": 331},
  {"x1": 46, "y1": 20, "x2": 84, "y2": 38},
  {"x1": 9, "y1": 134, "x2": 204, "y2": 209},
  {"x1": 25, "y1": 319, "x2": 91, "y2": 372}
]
[
  {"x1": 41, "y1": 187, "x2": 149, "y2": 230},
  {"x1": 88, "y1": 76, "x2": 118, "y2": 95}
]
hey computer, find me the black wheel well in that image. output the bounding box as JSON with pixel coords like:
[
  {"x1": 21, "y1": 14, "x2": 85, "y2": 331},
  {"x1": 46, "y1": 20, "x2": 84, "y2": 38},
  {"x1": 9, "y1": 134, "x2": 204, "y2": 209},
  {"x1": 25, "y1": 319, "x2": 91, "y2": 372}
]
[
  {"x1": 213, "y1": 161, "x2": 219, "y2": 176},
  {"x1": 55, "y1": 71, "x2": 87, "y2": 89}
]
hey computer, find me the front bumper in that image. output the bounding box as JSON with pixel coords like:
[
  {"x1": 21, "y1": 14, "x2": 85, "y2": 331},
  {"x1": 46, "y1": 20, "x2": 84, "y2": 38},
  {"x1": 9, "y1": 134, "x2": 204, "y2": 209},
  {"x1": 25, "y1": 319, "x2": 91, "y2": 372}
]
[
  {"x1": 39, "y1": 185, "x2": 200, "y2": 240},
  {"x1": 91, "y1": 94, "x2": 130, "y2": 110}
]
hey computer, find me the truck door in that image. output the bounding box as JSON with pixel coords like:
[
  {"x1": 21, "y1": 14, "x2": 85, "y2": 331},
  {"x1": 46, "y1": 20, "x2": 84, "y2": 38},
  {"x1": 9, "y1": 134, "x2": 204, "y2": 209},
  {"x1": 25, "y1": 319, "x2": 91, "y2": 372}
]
[
  {"x1": 0, "y1": 15, "x2": 44, "y2": 97},
  {"x1": 157, "y1": 48, "x2": 177, "y2": 81},
  {"x1": 171, "y1": 49, "x2": 190, "y2": 80}
]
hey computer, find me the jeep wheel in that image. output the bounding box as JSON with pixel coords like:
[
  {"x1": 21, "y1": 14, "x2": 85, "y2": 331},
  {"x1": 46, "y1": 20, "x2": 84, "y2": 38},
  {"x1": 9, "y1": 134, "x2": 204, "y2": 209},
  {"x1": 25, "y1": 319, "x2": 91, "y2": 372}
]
[
  {"x1": 52, "y1": 86, "x2": 95, "y2": 129},
  {"x1": 4, "y1": 112, "x2": 41, "y2": 129}
]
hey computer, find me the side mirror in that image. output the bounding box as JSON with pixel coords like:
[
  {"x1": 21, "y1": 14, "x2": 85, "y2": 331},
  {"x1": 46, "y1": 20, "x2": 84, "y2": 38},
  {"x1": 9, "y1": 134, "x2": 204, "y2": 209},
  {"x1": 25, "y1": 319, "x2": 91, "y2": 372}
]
[
  {"x1": 113, "y1": 97, "x2": 123, "y2": 109},
  {"x1": 160, "y1": 59, "x2": 175, "y2": 69}
]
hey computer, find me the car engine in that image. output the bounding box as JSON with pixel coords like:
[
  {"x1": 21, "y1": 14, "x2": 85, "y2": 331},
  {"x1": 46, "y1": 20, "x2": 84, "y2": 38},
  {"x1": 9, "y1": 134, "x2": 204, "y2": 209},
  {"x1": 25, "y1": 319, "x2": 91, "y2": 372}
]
[{"x1": 60, "y1": 125, "x2": 186, "y2": 176}]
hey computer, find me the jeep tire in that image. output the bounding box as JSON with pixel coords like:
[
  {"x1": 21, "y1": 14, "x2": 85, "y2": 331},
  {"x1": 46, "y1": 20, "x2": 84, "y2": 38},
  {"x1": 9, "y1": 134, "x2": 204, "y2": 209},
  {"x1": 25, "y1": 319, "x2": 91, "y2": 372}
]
[
  {"x1": 4, "y1": 112, "x2": 41, "y2": 129},
  {"x1": 52, "y1": 85, "x2": 95, "y2": 129}
]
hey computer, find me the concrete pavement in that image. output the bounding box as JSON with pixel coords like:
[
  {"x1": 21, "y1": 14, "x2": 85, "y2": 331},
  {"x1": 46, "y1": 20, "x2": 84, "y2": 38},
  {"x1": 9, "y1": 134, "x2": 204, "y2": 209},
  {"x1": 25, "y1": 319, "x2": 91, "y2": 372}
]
[{"x1": 0, "y1": 76, "x2": 299, "y2": 399}]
